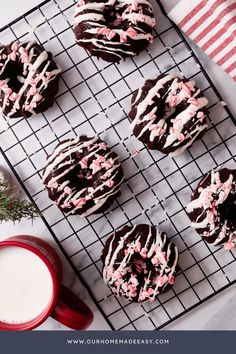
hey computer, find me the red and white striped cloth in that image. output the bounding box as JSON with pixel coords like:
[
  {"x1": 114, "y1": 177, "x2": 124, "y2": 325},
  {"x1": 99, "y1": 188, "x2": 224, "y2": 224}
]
[{"x1": 168, "y1": 0, "x2": 236, "y2": 82}]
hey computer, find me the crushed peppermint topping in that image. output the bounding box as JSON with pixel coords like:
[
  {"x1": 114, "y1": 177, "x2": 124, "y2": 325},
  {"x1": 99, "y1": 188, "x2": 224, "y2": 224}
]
[
  {"x1": 169, "y1": 94, "x2": 179, "y2": 107},
  {"x1": 103, "y1": 226, "x2": 177, "y2": 302},
  {"x1": 187, "y1": 169, "x2": 236, "y2": 249}
]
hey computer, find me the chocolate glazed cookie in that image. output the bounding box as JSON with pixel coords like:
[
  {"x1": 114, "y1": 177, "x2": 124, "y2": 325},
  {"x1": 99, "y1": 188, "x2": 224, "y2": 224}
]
[
  {"x1": 42, "y1": 136, "x2": 124, "y2": 217},
  {"x1": 101, "y1": 224, "x2": 179, "y2": 302},
  {"x1": 73, "y1": 0, "x2": 156, "y2": 62},
  {"x1": 129, "y1": 73, "x2": 209, "y2": 157},
  {"x1": 187, "y1": 167, "x2": 236, "y2": 250},
  {"x1": 0, "y1": 41, "x2": 61, "y2": 119}
]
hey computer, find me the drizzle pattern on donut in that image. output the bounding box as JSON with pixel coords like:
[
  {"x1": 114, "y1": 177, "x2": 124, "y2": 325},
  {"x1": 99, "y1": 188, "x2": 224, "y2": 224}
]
[
  {"x1": 73, "y1": 0, "x2": 156, "y2": 62},
  {"x1": 101, "y1": 224, "x2": 178, "y2": 302},
  {"x1": 186, "y1": 168, "x2": 236, "y2": 250},
  {"x1": 43, "y1": 136, "x2": 124, "y2": 217},
  {"x1": 0, "y1": 41, "x2": 61, "y2": 118},
  {"x1": 129, "y1": 73, "x2": 209, "y2": 157}
]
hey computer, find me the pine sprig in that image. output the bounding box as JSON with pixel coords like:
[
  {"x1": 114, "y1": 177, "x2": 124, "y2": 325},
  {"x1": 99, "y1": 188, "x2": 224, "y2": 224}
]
[{"x1": 0, "y1": 181, "x2": 41, "y2": 223}]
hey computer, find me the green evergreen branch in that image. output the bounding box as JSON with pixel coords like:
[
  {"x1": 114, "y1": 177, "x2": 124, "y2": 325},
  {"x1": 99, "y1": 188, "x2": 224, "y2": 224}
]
[{"x1": 0, "y1": 181, "x2": 41, "y2": 223}]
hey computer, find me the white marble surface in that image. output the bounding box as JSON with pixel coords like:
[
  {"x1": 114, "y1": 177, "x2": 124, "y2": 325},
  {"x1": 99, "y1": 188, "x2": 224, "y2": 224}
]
[{"x1": 0, "y1": 0, "x2": 236, "y2": 331}]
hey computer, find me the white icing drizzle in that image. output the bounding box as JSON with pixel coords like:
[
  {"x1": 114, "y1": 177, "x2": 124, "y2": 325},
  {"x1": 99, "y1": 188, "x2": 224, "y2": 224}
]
[
  {"x1": 0, "y1": 41, "x2": 61, "y2": 118},
  {"x1": 130, "y1": 74, "x2": 178, "y2": 131},
  {"x1": 103, "y1": 225, "x2": 178, "y2": 302},
  {"x1": 73, "y1": 0, "x2": 155, "y2": 61},
  {"x1": 187, "y1": 168, "x2": 236, "y2": 248},
  {"x1": 130, "y1": 73, "x2": 209, "y2": 156},
  {"x1": 43, "y1": 137, "x2": 124, "y2": 218}
]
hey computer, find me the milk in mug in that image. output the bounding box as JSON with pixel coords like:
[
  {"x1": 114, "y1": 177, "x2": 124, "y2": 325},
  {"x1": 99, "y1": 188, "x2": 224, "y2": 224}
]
[{"x1": 0, "y1": 246, "x2": 53, "y2": 324}]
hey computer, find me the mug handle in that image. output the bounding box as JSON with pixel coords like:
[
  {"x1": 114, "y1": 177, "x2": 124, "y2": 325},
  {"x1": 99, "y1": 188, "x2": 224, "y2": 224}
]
[{"x1": 51, "y1": 285, "x2": 94, "y2": 330}]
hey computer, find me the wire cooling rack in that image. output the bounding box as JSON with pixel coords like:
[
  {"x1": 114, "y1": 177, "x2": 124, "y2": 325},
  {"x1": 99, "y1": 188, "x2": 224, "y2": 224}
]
[{"x1": 0, "y1": 0, "x2": 236, "y2": 330}]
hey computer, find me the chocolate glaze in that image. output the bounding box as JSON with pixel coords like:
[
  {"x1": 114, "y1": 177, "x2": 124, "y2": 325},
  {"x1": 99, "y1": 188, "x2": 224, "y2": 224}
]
[
  {"x1": 187, "y1": 167, "x2": 236, "y2": 250},
  {"x1": 101, "y1": 224, "x2": 179, "y2": 302},
  {"x1": 129, "y1": 73, "x2": 209, "y2": 157},
  {"x1": 73, "y1": 0, "x2": 156, "y2": 63},
  {"x1": 0, "y1": 41, "x2": 61, "y2": 119},
  {"x1": 43, "y1": 136, "x2": 124, "y2": 217}
]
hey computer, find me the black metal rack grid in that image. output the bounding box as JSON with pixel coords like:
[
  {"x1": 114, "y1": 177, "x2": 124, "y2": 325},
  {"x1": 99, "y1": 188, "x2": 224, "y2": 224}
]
[{"x1": 0, "y1": 0, "x2": 236, "y2": 330}]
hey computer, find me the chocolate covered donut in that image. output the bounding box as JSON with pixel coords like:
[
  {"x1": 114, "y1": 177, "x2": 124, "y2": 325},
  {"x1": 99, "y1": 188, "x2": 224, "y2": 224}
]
[
  {"x1": 73, "y1": 0, "x2": 156, "y2": 62},
  {"x1": 42, "y1": 136, "x2": 124, "y2": 217},
  {"x1": 186, "y1": 167, "x2": 236, "y2": 250},
  {"x1": 101, "y1": 224, "x2": 178, "y2": 302},
  {"x1": 0, "y1": 41, "x2": 61, "y2": 119},
  {"x1": 129, "y1": 73, "x2": 209, "y2": 157}
]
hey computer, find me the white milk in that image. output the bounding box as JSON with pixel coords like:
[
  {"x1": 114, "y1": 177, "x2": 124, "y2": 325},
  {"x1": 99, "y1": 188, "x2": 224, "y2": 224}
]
[{"x1": 0, "y1": 246, "x2": 53, "y2": 324}]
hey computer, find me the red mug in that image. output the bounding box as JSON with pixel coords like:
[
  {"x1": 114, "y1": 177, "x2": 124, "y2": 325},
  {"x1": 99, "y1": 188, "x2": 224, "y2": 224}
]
[{"x1": 0, "y1": 235, "x2": 94, "y2": 331}]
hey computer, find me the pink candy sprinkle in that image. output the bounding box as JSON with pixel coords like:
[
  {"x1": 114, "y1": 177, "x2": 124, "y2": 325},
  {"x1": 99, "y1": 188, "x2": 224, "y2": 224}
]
[
  {"x1": 103, "y1": 170, "x2": 112, "y2": 179},
  {"x1": 90, "y1": 160, "x2": 101, "y2": 175},
  {"x1": 113, "y1": 270, "x2": 122, "y2": 280},
  {"x1": 9, "y1": 92, "x2": 18, "y2": 101},
  {"x1": 102, "y1": 159, "x2": 113, "y2": 170},
  {"x1": 30, "y1": 79, "x2": 37, "y2": 86},
  {"x1": 60, "y1": 203, "x2": 71, "y2": 209},
  {"x1": 156, "y1": 275, "x2": 168, "y2": 287},
  {"x1": 169, "y1": 95, "x2": 179, "y2": 107},
  {"x1": 64, "y1": 186, "x2": 72, "y2": 195},
  {"x1": 129, "y1": 289, "x2": 137, "y2": 298},
  {"x1": 197, "y1": 111, "x2": 205, "y2": 120},
  {"x1": 97, "y1": 27, "x2": 116, "y2": 40},
  {"x1": 168, "y1": 275, "x2": 175, "y2": 285},
  {"x1": 99, "y1": 142, "x2": 107, "y2": 150},
  {"x1": 139, "y1": 293, "x2": 147, "y2": 301},
  {"x1": 151, "y1": 252, "x2": 166, "y2": 266},
  {"x1": 19, "y1": 46, "x2": 29, "y2": 64},
  {"x1": 126, "y1": 27, "x2": 138, "y2": 38},
  {"x1": 151, "y1": 255, "x2": 159, "y2": 266},
  {"x1": 178, "y1": 82, "x2": 192, "y2": 98},
  {"x1": 134, "y1": 241, "x2": 141, "y2": 252},
  {"x1": 106, "y1": 179, "x2": 114, "y2": 188},
  {"x1": 92, "y1": 165, "x2": 101, "y2": 175},
  {"x1": 96, "y1": 156, "x2": 106, "y2": 163},
  {"x1": 127, "y1": 4, "x2": 133, "y2": 13},
  {"x1": 9, "y1": 52, "x2": 17, "y2": 61},
  {"x1": 188, "y1": 97, "x2": 199, "y2": 106},
  {"x1": 121, "y1": 282, "x2": 128, "y2": 292},
  {"x1": 0, "y1": 81, "x2": 12, "y2": 95},
  {"x1": 9, "y1": 42, "x2": 18, "y2": 61},
  {"x1": 80, "y1": 157, "x2": 88, "y2": 169},
  {"x1": 28, "y1": 86, "x2": 37, "y2": 96},
  {"x1": 72, "y1": 198, "x2": 86, "y2": 207},
  {"x1": 120, "y1": 32, "x2": 127, "y2": 43},
  {"x1": 149, "y1": 124, "x2": 164, "y2": 136},
  {"x1": 107, "y1": 30, "x2": 116, "y2": 40},
  {"x1": 140, "y1": 247, "x2": 147, "y2": 258},
  {"x1": 178, "y1": 133, "x2": 185, "y2": 142},
  {"x1": 32, "y1": 93, "x2": 43, "y2": 102},
  {"x1": 11, "y1": 42, "x2": 18, "y2": 53},
  {"x1": 148, "y1": 288, "x2": 154, "y2": 295},
  {"x1": 78, "y1": 0, "x2": 85, "y2": 5},
  {"x1": 146, "y1": 112, "x2": 156, "y2": 121},
  {"x1": 224, "y1": 241, "x2": 235, "y2": 250}
]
